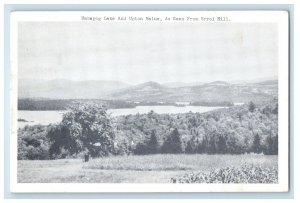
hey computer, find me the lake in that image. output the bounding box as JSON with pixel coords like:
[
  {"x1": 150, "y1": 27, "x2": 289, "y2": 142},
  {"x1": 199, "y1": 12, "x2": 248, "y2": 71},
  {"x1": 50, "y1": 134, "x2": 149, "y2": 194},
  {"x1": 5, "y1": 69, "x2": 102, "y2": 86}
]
[{"x1": 18, "y1": 105, "x2": 225, "y2": 128}]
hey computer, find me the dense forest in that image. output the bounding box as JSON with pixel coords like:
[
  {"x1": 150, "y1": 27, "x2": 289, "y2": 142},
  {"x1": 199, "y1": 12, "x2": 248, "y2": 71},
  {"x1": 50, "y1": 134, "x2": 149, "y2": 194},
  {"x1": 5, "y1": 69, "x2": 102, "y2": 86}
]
[
  {"x1": 18, "y1": 99, "x2": 278, "y2": 160},
  {"x1": 18, "y1": 98, "x2": 234, "y2": 111},
  {"x1": 112, "y1": 100, "x2": 278, "y2": 155},
  {"x1": 18, "y1": 99, "x2": 135, "y2": 110}
]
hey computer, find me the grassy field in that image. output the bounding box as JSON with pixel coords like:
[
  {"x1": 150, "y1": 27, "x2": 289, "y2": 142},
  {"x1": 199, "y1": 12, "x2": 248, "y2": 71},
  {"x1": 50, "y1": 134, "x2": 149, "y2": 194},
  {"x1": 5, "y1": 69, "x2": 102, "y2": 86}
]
[{"x1": 18, "y1": 154, "x2": 278, "y2": 183}]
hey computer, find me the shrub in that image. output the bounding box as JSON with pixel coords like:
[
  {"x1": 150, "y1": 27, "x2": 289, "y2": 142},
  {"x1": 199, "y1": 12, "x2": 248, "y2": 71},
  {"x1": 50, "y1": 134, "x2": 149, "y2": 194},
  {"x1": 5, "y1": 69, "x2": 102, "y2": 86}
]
[
  {"x1": 113, "y1": 141, "x2": 131, "y2": 156},
  {"x1": 17, "y1": 125, "x2": 50, "y2": 160}
]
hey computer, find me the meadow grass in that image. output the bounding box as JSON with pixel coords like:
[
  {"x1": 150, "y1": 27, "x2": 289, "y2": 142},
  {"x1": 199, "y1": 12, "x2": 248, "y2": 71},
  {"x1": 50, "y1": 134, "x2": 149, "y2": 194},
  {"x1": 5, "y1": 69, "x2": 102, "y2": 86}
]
[
  {"x1": 85, "y1": 154, "x2": 277, "y2": 171},
  {"x1": 18, "y1": 154, "x2": 277, "y2": 183}
]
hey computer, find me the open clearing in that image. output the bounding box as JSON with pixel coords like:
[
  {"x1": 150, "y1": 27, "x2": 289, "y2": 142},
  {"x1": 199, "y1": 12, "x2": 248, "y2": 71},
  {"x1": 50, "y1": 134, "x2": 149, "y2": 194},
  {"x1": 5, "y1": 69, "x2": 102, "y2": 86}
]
[{"x1": 18, "y1": 154, "x2": 277, "y2": 183}]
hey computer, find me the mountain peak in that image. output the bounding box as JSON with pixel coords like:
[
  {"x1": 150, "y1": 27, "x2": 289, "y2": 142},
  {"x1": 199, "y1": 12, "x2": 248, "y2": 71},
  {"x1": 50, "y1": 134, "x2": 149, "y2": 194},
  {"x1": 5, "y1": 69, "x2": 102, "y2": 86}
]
[
  {"x1": 205, "y1": 81, "x2": 230, "y2": 86},
  {"x1": 136, "y1": 81, "x2": 165, "y2": 89},
  {"x1": 140, "y1": 81, "x2": 161, "y2": 86}
]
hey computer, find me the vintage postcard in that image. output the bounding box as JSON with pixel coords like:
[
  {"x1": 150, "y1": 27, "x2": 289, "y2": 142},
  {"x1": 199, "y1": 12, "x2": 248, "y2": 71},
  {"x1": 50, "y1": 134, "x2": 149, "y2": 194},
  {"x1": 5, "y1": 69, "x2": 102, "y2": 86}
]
[{"x1": 10, "y1": 11, "x2": 289, "y2": 192}]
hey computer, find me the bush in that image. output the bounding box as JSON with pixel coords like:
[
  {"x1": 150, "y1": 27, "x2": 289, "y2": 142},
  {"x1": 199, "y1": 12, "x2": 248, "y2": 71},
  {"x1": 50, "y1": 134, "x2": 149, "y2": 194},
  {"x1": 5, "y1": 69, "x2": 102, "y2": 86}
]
[
  {"x1": 18, "y1": 125, "x2": 50, "y2": 160},
  {"x1": 113, "y1": 141, "x2": 131, "y2": 156}
]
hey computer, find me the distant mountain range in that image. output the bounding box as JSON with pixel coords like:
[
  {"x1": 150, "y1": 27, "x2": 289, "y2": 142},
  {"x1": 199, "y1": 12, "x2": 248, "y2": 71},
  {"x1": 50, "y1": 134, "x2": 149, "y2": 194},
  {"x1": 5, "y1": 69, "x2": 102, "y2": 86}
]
[
  {"x1": 19, "y1": 79, "x2": 278, "y2": 103},
  {"x1": 162, "y1": 82, "x2": 204, "y2": 88},
  {"x1": 109, "y1": 80, "x2": 277, "y2": 103}
]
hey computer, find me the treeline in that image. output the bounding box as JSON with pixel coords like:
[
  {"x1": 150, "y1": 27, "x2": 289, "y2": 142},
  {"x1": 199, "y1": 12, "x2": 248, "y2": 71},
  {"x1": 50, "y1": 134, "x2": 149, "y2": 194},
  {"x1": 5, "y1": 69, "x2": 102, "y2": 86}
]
[
  {"x1": 134, "y1": 101, "x2": 234, "y2": 107},
  {"x1": 190, "y1": 101, "x2": 234, "y2": 107},
  {"x1": 18, "y1": 99, "x2": 135, "y2": 110},
  {"x1": 18, "y1": 99, "x2": 71, "y2": 111},
  {"x1": 17, "y1": 100, "x2": 278, "y2": 160},
  {"x1": 18, "y1": 99, "x2": 235, "y2": 111}
]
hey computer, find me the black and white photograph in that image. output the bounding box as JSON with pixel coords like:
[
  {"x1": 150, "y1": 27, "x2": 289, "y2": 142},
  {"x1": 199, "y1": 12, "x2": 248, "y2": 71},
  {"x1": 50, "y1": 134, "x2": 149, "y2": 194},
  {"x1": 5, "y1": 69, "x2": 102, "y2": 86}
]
[{"x1": 10, "y1": 11, "x2": 289, "y2": 192}]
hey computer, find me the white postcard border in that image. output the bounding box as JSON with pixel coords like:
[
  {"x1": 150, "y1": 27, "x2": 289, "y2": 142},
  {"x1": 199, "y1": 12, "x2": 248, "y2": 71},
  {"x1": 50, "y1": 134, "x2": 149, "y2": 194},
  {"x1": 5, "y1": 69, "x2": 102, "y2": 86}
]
[{"x1": 10, "y1": 11, "x2": 289, "y2": 193}]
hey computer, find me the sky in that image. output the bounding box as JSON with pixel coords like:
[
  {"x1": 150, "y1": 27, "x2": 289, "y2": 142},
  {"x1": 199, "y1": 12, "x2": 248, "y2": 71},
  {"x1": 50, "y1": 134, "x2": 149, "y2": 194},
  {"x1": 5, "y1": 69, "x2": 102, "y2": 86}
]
[{"x1": 18, "y1": 22, "x2": 278, "y2": 84}]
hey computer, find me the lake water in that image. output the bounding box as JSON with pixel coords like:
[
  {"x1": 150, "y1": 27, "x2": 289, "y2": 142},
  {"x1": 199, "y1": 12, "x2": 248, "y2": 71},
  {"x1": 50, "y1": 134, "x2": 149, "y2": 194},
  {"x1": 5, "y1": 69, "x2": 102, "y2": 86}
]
[
  {"x1": 18, "y1": 111, "x2": 65, "y2": 129},
  {"x1": 18, "y1": 105, "x2": 225, "y2": 128}
]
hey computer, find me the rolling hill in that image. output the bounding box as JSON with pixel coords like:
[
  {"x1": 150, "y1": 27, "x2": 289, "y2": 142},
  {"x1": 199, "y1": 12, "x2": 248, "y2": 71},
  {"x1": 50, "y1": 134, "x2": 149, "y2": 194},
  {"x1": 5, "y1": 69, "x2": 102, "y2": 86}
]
[
  {"x1": 109, "y1": 80, "x2": 278, "y2": 103},
  {"x1": 19, "y1": 78, "x2": 278, "y2": 103}
]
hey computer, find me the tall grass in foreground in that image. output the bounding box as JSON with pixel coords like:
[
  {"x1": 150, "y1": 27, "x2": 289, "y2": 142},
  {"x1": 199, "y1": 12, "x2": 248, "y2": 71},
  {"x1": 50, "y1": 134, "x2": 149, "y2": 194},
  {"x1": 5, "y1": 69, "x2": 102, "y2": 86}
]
[
  {"x1": 84, "y1": 154, "x2": 277, "y2": 171},
  {"x1": 171, "y1": 165, "x2": 278, "y2": 183},
  {"x1": 18, "y1": 154, "x2": 278, "y2": 183}
]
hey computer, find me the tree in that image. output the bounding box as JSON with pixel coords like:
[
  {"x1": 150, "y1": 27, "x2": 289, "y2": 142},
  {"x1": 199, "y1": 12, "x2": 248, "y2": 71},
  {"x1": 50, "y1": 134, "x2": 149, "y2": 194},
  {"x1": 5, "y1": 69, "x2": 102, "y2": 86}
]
[
  {"x1": 217, "y1": 135, "x2": 226, "y2": 154},
  {"x1": 197, "y1": 137, "x2": 208, "y2": 154},
  {"x1": 248, "y1": 101, "x2": 256, "y2": 113},
  {"x1": 226, "y1": 135, "x2": 241, "y2": 154},
  {"x1": 161, "y1": 128, "x2": 183, "y2": 154},
  {"x1": 48, "y1": 102, "x2": 115, "y2": 158},
  {"x1": 265, "y1": 133, "x2": 278, "y2": 155},
  {"x1": 134, "y1": 142, "x2": 147, "y2": 155},
  {"x1": 207, "y1": 134, "x2": 218, "y2": 154},
  {"x1": 272, "y1": 104, "x2": 278, "y2": 114},
  {"x1": 134, "y1": 130, "x2": 159, "y2": 155},
  {"x1": 272, "y1": 134, "x2": 278, "y2": 155},
  {"x1": 185, "y1": 136, "x2": 197, "y2": 154},
  {"x1": 252, "y1": 133, "x2": 262, "y2": 153},
  {"x1": 147, "y1": 130, "x2": 159, "y2": 154}
]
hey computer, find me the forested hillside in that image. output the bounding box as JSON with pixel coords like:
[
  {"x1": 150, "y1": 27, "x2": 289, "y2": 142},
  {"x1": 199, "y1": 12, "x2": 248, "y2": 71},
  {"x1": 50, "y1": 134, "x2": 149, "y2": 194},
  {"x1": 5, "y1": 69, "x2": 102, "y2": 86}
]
[{"x1": 112, "y1": 99, "x2": 278, "y2": 155}]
